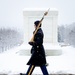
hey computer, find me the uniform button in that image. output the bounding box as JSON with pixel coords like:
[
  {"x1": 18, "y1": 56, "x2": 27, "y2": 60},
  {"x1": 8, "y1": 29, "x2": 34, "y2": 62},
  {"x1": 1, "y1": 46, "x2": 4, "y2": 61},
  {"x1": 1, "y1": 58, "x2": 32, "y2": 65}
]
[{"x1": 37, "y1": 46, "x2": 39, "y2": 48}]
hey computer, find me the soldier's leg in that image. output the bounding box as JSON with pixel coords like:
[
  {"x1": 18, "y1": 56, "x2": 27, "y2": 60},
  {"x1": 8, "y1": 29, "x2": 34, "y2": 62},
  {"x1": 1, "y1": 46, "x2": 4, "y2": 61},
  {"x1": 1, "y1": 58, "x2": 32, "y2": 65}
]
[
  {"x1": 40, "y1": 65, "x2": 49, "y2": 75},
  {"x1": 20, "y1": 65, "x2": 35, "y2": 75},
  {"x1": 26, "y1": 64, "x2": 35, "y2": 75}
]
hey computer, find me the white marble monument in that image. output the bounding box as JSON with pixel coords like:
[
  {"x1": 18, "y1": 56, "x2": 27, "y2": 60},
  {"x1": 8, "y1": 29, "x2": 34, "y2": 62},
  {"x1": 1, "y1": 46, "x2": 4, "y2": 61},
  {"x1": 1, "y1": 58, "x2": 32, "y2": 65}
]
[
  {"x1": 23, "y1": 8, "x2": 58, "y2": 44},
  {"x1": 19, "y1": 8, "x2": 62, "y2": 56}
]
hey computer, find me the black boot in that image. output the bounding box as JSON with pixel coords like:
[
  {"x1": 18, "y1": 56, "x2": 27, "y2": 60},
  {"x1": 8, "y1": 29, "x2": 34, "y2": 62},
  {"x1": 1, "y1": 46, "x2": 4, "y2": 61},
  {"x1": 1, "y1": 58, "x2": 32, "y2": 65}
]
[{"x1": 20, "y1": 73, "x2": 26, "y2": 75}]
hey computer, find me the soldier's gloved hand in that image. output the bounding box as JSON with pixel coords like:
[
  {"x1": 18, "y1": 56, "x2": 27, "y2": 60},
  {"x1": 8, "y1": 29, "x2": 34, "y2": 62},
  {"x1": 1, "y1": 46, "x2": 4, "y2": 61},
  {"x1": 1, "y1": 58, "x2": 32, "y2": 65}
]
[{"x1": 28, "y1": 42, "x2": 35, "y2": 46}]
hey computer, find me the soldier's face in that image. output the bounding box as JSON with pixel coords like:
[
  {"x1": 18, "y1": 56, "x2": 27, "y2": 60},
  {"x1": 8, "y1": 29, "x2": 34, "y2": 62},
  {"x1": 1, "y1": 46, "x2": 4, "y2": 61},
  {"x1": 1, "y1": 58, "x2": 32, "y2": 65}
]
[{"x1": 34, "y1": 25, "x2": 37, "y2": 29}]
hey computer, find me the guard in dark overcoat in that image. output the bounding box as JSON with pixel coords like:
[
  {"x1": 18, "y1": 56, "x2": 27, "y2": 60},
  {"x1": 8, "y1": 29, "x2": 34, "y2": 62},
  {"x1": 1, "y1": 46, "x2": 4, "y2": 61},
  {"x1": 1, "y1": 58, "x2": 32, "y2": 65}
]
[{"x1": 20, "y1": 20, "x2": 49, "y2": 75}]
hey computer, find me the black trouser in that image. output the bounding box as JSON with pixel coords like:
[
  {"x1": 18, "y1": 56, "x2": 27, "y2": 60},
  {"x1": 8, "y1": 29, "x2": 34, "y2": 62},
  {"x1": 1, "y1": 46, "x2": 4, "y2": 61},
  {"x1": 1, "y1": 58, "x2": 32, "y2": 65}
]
[{"x1": 26, "y1": 64, "x2": 49, "y2": 75}]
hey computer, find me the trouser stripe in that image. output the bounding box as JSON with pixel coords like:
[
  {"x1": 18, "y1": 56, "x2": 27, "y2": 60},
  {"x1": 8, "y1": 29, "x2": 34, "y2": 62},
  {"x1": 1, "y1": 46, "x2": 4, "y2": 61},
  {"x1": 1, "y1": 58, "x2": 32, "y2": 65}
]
[{"x1": 28, "y1": 65, "x2": 34, "y2": 75}]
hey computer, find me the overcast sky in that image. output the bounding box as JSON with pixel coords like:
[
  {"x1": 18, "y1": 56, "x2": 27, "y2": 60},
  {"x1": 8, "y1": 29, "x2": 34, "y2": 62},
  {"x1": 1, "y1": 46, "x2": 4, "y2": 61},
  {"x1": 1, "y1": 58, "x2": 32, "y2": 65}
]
[{"x1": 0, "y1": 0, "x2": 75, "y2": 30}]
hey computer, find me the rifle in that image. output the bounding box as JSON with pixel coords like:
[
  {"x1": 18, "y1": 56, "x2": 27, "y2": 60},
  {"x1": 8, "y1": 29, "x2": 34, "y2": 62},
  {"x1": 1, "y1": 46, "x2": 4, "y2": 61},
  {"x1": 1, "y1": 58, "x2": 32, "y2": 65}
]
[{"x1": 29, "y1": 8, "x2": 50, "y2": 43}]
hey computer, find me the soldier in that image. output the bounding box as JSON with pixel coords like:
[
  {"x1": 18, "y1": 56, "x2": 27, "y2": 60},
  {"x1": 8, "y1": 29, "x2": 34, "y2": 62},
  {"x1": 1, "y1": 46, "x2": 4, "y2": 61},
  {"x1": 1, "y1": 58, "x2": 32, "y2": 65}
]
[{"x1": 20, "y1": 20, "x2": 49, "y2": 75}]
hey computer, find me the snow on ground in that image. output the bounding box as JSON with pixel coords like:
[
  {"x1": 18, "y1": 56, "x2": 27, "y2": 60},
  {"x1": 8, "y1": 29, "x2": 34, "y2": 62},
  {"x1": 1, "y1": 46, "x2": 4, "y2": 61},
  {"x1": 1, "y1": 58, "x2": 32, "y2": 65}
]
[{"x1": 0, "y1": 44, "x2": 75, "y2": 74}]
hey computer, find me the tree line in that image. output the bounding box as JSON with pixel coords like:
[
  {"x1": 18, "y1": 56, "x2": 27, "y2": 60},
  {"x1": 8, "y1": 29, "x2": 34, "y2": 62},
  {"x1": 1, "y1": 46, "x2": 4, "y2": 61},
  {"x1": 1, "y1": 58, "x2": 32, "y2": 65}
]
[
  {"x1": 0, "y1": 28, "x2": 23, "y2": 53},
  {"x1": 58, "y1": 22, "x2": 75, "y2": 47}
]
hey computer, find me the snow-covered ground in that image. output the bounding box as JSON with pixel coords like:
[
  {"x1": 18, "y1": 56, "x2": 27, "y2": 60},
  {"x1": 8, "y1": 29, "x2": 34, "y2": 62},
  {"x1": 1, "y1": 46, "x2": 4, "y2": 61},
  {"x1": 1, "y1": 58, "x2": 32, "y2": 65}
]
[{"x1": 0, "y1": 44, "x2": 75, "y2": 74}]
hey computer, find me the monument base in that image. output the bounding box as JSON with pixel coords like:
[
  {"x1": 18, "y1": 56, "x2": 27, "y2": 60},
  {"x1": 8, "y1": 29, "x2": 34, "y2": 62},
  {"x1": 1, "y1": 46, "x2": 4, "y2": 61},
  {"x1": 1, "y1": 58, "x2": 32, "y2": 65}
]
[{"x1": 17, "y1": 43, "x2": 62, "y2": 56}]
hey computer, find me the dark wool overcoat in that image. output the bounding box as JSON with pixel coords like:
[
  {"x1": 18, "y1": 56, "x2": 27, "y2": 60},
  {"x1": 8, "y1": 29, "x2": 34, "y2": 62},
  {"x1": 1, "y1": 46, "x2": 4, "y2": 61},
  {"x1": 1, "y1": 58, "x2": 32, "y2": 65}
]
[{"x1": 27, "y1": 28, "x2": 47, "y2": 66}]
